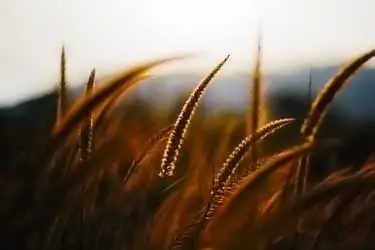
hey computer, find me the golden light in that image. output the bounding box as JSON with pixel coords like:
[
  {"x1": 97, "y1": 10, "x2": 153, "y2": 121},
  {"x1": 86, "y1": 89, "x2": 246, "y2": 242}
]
[{"x1": 130, "y1": 0, "x2": 276, "y2": 60}]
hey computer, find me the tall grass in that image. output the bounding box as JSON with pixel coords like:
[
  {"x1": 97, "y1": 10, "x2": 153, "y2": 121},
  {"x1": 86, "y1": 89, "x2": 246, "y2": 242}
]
[{"x1": 1, "y1": 46, "x2": 375, "y2": 250}]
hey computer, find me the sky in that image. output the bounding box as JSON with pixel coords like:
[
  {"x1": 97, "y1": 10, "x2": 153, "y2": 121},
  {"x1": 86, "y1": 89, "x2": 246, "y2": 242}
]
[{"x1": 1, "y1": 0, "x2": 375, "y2": 105}]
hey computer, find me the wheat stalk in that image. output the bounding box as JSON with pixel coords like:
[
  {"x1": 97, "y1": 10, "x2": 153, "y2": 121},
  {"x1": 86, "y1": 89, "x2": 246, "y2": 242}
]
[
  {"x1": 295, "y1": 48, "x2": 375, "y2": 198},
  {"x1": 214, "y1": 118, "x2": 295, "y2": 193},
  {"x1": 93, "y1": 74, "x2": 150, "y2": 134},
  {"x1": 214, "y1": 141, "x2": 321, "y2": 224},
  {"x1": 249, "y1": 33, "x2": 263, "y2": 171},
  {"x1": 301, "y1": 48, "x2": 375, "y2": 141},
  {"x1": 56, "y1": 45, "x2": 68, "y2": 123},
  {"x1": 47, "y1": 56, "x2": 184, "y2": 157},
  {"x1": 259, "y1": 164, "x2": 375, "y2": 239},
  {"x1": 159, "y1": 55, "x2": 230, "y2": 178},
  {"x1": 79, "y1": 68, "x2": 96, "y2": 162},
  {"x1": 124, "y1": 124, "x2": 174, "y2": 183}
]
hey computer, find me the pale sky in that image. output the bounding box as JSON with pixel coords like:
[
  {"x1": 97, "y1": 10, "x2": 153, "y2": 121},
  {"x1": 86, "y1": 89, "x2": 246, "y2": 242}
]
[{"x1": 1, "y1": 0, "x2": 375, "y2": 105}]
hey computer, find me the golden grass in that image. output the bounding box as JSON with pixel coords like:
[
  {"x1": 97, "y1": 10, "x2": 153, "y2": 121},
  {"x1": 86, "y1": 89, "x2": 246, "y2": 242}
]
[
  {"x1": 249, "y1": 35, "x2": 263, "y2": 171},
  {"x1": 2, "y1": 47, "x2": 375, "y2": 250},
  {"x1": 79, "y1": 68, "x2": 96, "y2": 162},
  {"x1": 295, "y1": 48, "x2": 375, "y2": 198},
  {"x1": 56, "y1": 45, "x2": 68, "y2": 124},
  {"x1": 160, "y1": 55, "x2": 230, "y2": 178}
]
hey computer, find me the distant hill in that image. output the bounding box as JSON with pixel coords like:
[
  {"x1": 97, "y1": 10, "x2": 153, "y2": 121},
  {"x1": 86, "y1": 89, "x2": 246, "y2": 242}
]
[
  {"x1": 1, "y1": 65, "x2": 375, "y2": 123},
  {"x1": 1, "y1": 65, "x2": 375, "y2": 126},
  {"x1": 137, "y1": 65, "x2": 375, "y2": 121}
]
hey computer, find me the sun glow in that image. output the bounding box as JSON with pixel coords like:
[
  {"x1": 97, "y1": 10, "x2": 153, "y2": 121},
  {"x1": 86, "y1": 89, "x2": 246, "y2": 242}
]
[
  {"x1": 2, "y1": 0, "x2": 374, "y2": 104},
  {"x1": 126, "y1": 0, "x2": 276, "y2": 63}
]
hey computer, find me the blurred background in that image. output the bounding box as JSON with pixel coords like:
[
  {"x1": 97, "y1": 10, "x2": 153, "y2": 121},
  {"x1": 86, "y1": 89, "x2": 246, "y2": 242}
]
[{"x1": 1, "y1": 0, "x2": 375, "y2": 178}]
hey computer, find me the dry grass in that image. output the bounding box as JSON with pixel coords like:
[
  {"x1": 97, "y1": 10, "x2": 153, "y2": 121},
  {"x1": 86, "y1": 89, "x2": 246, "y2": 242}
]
[{"x1": 1, "y1": 47, "x2": 375, "y2": 250}]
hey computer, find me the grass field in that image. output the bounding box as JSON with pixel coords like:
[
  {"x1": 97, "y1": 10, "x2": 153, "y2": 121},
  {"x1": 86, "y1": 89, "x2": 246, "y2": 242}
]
[{"x1": 1, "y1": 46, "x2": 375, "y2": 250}]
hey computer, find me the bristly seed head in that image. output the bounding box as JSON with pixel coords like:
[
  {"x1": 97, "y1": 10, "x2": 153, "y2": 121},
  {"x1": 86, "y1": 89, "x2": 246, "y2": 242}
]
[
  {"x1": 159, "y1": 55, "x2": 230, "y2": 178},
  {"x1": 213, "y1": 118, "x2": 295, "y2": 192}
]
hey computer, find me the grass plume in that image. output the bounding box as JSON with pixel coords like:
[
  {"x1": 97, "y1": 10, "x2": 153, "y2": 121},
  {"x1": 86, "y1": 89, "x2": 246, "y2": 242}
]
[
  {"x1": 159, "y1": 54, "x2": 230, "y2": 178},
  {"x1": 79, "y1": 68, "x2": 96, "y2": 162}
]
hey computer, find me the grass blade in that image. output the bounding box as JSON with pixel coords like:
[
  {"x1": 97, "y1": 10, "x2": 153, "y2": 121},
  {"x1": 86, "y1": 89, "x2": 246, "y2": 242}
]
[{"x1": 48, "y1": 56, "x2": 185, "y2": 156}]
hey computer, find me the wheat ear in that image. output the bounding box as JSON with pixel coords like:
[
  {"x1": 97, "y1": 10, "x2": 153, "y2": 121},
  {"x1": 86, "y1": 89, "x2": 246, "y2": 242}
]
[
  {"x1": 301, "y1": 48, "x2": 375, "y2": 140},
  {"x1": 47, "y1": 56, "x2": 184, "y2": 157},
  {"x1": 159, "y1": 54, "x2": 230, "y2": 178},
  {"x1": 79, "y1": 69, "x2": 96, "y2": 162},
  {"x1": 214, "y1": 118, "x2": 295, "y2": 193},
  {"x1": 295, "y1": 48, "x2": 375, "y2": 197}
]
